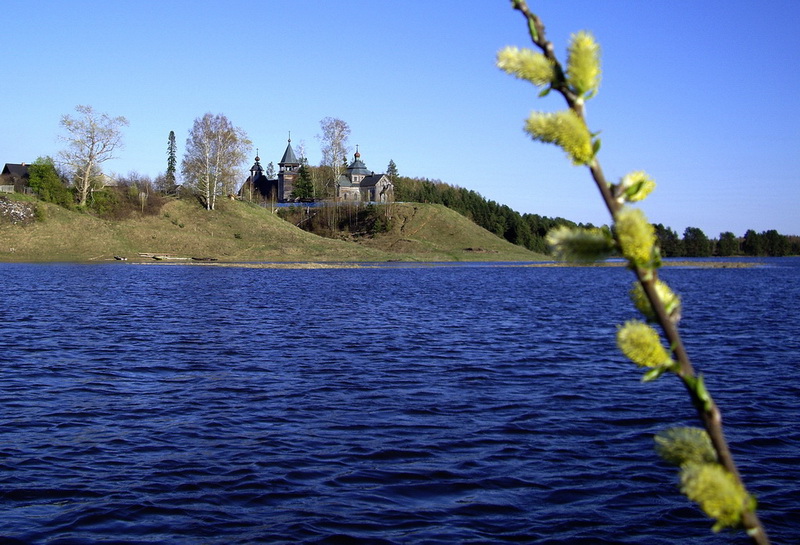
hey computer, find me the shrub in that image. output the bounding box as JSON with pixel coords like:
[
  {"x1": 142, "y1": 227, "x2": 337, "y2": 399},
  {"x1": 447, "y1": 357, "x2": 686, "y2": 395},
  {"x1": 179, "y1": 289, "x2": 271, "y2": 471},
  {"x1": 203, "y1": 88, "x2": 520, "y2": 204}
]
[{"x1": 28, "y1": 157, "x2": 74, "y2": 209}]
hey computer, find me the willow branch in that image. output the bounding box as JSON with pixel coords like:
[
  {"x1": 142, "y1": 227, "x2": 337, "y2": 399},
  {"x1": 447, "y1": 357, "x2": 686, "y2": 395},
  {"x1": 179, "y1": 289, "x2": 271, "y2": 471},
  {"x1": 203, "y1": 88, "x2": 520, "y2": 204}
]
[{"x1": 511, "y1": 2, "x2": 769, "y2": 542}]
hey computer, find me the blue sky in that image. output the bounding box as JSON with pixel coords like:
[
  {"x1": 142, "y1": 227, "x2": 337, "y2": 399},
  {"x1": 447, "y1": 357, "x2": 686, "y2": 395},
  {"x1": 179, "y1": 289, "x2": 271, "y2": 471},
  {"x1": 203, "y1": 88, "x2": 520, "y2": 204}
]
[{"x1": 3, "y1": 1, "x2": 798, "y2": 236}]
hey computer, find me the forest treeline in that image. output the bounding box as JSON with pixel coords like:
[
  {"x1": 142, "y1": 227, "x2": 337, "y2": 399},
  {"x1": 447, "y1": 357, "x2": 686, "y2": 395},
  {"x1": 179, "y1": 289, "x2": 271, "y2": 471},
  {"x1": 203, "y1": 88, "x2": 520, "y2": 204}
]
[
  {"x1": 654, "y1": 224, "x2": 798, "y2": 258},
  {"x1": 391, "y1": 175, "x2": 799, "y2": 257}
]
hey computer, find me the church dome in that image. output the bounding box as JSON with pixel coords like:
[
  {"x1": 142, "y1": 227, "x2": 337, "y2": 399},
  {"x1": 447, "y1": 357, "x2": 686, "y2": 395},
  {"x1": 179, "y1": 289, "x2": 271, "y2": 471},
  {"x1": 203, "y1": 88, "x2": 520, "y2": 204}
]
[{"x1": 347, "y1": 148, "x2": 370, "y2": 175}]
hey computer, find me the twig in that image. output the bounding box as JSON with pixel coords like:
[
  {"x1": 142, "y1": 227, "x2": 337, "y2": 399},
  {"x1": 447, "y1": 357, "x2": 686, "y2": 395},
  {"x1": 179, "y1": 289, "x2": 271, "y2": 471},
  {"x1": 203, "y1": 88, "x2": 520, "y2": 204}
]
[{"x1": 510, "y1": 1, "x2": 770, "y2": 542}]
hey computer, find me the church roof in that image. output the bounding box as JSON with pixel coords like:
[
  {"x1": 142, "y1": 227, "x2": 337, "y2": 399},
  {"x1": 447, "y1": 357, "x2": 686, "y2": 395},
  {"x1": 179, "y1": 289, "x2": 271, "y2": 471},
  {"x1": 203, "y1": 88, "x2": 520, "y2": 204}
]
[
  {"x1": 359, "y1": 174, "x2": 389, "y2": 188},
  {"x1": 250, "y1": 154, "x2": 264, "y2": 175},
  {"x1": 280, "y1": 139, "x2": 299, "y2": 166},
  {"x1": 336, "y1": 174, "x2": 355, "y2": 187},
  {"x1": 347, "y1": 149, "x2": 371, "y2": 176}
]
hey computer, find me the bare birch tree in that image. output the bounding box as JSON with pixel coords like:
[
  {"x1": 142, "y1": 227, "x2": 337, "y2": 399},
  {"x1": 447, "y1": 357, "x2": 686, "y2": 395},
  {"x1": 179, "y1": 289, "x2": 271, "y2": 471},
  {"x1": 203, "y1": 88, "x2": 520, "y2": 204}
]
[
  {"x1": 317, "y1": 117, "x2": 351, "y2": 181},
  {"x1": 58, "y1": 105, "x2": 129, "y2": 206},
  {"x1": 296, "y1": 139, "x2": 308, "y2": 165},
  {"x1": 181, "y1": 113, "x2": 251, "y2": 210}
]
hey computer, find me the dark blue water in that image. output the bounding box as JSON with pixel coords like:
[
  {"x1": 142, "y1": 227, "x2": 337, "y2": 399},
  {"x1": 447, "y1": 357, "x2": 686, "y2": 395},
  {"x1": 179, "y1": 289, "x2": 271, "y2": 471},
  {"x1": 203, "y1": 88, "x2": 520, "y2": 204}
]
[{"x1": 1, "y1": 259, "x2": 798, "y2": 544}]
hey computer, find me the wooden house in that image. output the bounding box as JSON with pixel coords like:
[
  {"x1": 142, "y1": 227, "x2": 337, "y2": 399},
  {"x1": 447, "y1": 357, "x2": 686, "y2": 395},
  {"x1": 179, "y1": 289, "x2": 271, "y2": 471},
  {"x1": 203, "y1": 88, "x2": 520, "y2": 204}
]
[{"x1": 1, "y1": 163, "x2": 30, "y2": 193}]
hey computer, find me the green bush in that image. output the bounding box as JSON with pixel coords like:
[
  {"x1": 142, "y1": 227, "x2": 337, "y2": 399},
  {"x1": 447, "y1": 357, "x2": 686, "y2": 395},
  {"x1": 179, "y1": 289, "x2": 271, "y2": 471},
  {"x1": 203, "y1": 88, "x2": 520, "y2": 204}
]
[
  {"x1": 86, "y1": 183, "x2": 166, "y2": 220},
  {"x1": 89, "y1": 189, "x2": 125, "y2": 219},
  {"x1": 28, "y1": 157, "x2": 74, "y2": 209}
]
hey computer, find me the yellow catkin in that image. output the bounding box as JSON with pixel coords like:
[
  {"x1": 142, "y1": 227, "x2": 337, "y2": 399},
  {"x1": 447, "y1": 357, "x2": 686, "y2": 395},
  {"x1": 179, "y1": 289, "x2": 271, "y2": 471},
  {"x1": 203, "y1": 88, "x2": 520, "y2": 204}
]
[
  {"x1": 496, "y1": 46, "x2": 555, "y2": 87},
  {"x1": 655, "y1": 427, "x2": 718, "y2": 466},
  {"x1": 630, "y1": 280, "x2": 681, "y2": 322},
  {"x1": 619, "y1": 171, "x2": 656, "y2": 203},
  {"x1": 566, "y1": 31, "x2": 601, "y2": 97},
  {"x1": 546, "y1": 225, "x2": 613, "y2": 262},
  {"x1": 615, "y1": 207, "x2": 656, "y2": 266},
  {"x1": 525, "y1": 110, "x2": 593, "y2": 165},
  {"x1": 680, "y1": 463, "x2": 752, "y2": 532},
  {"x1": 616, "y1": 320, "x2": 672, "y2": 368}
]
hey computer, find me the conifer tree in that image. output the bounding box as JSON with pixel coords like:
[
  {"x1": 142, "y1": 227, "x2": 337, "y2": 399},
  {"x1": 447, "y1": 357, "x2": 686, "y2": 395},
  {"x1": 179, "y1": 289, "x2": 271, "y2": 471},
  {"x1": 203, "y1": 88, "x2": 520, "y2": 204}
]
[
  {"x1": 291, "y1": 165, "x2": 314, "y2": 200},
  {"x1": 166, "y1": 130, "x2": 177, "y2": 189},
  {"x1": 387, "y1": 159, "x2": 398, "y2": 179}
]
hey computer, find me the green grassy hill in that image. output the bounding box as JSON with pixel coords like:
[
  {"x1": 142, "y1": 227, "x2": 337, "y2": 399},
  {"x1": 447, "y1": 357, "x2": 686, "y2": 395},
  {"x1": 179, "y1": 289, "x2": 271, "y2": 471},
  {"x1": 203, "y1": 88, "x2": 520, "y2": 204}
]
[
  {"x1": 359, "y1": 203, "x2": 543, "y2": 261},
  {"x1": 0, "y1": 197, "x2": 547, "y2": 263}
]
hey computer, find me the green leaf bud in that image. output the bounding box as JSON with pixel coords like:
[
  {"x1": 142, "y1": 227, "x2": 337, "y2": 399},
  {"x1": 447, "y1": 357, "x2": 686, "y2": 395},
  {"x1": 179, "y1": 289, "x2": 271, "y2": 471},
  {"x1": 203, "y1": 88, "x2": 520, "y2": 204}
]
[
  {"x1": 497, "y1": 46, "x2": 556, "y2": 87},
  {"x1": 546, "y1": 225, "x2": 615, "y2": 262},
  {"x1": 616, "y1": 170, "x2": 656, "y2": 203},
  {"x1": 616, "y1": 320, "x2": 674, "y2": 370},
  {"x1": 680, "y1": 463, "x2": 754, "y2": 532},
  {"x1": 685, "y1": 374, "x2": 714, "y2": 412},
  {"x1": 524, "y1": 110, "x2": 594, "y2": 165},
  {"x1": 591, "y1": 137, "x2": 602, "y2": 157},
  {"x1": 615, "y1": 207, "x2": 657, "y2": 267},
  {"x1": 641, "y1": 366, "x2": 670, "y2": 382},
  {"x1": 630, "y1": 280, "x2": 682, "y2": 322},
  {"x1": 655, "y1": 427, "x2": 718, "y2": 466},
  {"x1": 566, "y1": 31, "x2": 601, "y2": 98}
]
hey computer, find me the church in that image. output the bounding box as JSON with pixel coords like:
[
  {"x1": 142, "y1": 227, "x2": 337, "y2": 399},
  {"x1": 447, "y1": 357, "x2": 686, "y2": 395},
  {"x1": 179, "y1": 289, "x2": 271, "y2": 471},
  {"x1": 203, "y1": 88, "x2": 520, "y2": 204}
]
[
  {"x1": 241, "y1": 138, "x2": 300, "y2": 203},
  {"x1": 241, "y1": 138, "x2": 393, "y2": 203},
  {"x1": 335, "y1": 147, "x2": 393, "y2": 203}
]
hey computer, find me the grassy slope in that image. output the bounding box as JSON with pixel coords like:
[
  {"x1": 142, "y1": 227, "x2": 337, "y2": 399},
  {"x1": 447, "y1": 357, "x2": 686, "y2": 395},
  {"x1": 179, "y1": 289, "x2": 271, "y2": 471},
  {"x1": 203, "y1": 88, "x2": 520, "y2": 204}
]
[
  {"x1": 0, "y1": 198, "x2": 546, "y2": 262},
  {"x1": 360, "y1": 203, "x2": 544, "y2": 261}
]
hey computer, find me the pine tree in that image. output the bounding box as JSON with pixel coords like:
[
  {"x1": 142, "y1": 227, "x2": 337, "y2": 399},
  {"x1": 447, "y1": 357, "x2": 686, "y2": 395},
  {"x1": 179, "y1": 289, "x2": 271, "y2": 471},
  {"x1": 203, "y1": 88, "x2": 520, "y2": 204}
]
[
  {"x1": 166, "y1": 130, "x2": 177, "y2": 189},
  {"x1": 291, "y1": 165, "x2": 314, "y2": 200},
  {"x1": 387, "y1": 159, "x2": 398, "y2": 179}
]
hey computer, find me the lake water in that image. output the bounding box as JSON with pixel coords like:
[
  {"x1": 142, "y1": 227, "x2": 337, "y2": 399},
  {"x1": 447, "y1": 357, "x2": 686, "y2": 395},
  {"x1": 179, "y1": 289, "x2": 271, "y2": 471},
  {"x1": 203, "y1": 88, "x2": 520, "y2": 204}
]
[{"x1": 1, "y1": 259, "x2": 798, "y2": 544}]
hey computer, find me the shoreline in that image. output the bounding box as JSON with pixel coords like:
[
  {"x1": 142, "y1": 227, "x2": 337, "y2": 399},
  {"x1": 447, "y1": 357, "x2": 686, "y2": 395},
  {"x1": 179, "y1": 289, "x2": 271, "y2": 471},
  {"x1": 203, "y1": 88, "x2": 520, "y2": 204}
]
[{"x1": 0, "y1": 258, "x2": 764, "y2": 269}]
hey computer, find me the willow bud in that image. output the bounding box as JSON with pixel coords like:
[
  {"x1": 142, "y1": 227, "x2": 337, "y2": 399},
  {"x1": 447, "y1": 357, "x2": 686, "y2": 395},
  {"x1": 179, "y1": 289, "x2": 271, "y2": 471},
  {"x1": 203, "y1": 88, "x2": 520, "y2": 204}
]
[
  {"x1": 655, "y1": 427, "x2": 718, "y2": 466},
  {"x1": 630, "y1": 280, "x2": 682, "y2": 323},
  {"x1": 616, "y1": 320, "x2": 674, "y2": 370},
  {"x1": 567, "y1": 31, "x2": 601, "y2": 98},
  {"x1": 546, "y1": 225, "x2": 614, "y2": 262},
  {"x1": 525, "y1": 110, "x2": 594, "y2": 165},
  {"x1": 617, "y1": 171, "x2": 656, "y2": 203},
  {"x1": 497, "y1": 46, "x2": 555, "y2": 87},
  {"x1": 615, "y1": 207, "x2": 656, "y2": 267},
  {"x1": 680, "y1": 463, "x2": 754, "y2": 532}
]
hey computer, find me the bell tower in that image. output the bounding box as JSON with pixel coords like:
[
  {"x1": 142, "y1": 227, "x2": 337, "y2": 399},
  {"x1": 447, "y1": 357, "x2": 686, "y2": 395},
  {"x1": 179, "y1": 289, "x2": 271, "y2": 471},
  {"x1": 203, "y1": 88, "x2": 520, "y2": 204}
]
[{"x1": 277, "y1": 134, "x2": 300, "y2": 201}]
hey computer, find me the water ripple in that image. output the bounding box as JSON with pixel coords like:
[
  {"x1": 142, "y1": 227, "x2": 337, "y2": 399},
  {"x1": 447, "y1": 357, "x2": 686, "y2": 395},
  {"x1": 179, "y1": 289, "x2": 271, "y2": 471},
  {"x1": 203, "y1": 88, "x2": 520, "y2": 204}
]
[{"x1": 1, "y1": 261, "x2": 798, "y2": 543}]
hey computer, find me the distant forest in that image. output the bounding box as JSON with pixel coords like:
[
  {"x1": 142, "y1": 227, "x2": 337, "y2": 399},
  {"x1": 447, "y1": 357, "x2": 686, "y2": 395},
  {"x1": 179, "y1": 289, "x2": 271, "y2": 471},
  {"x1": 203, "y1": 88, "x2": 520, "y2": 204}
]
[{"x1": 391, "y1": 176, "x2": 799, "y2": 257}]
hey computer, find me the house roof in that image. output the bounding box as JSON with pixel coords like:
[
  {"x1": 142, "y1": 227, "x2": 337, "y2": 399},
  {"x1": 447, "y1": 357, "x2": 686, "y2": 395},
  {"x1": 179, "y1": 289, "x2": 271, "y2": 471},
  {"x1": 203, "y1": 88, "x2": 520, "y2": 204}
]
[{"x1": 2, "y1": 163, "x2": 30, "y2": 178}]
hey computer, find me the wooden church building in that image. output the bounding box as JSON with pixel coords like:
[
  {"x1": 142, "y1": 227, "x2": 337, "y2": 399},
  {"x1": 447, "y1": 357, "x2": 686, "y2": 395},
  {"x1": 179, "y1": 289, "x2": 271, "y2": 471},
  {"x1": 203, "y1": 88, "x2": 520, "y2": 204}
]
[
  {"x1": 241, "y1": 138, "x2": 300, "y2": 202},
  {"x1": 335, "y1": 147, "x2": 393, "y2": 203},
  {"x1": 241, "y1": 138, "x2": 393, "y2": 203}
]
